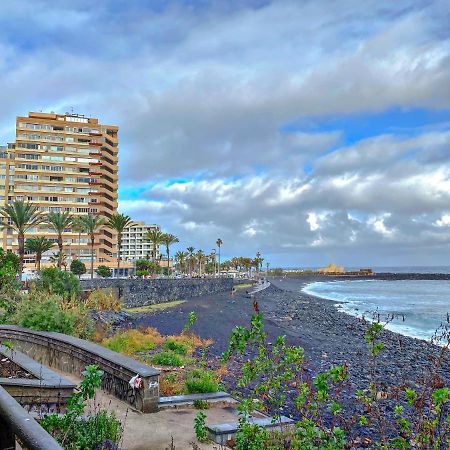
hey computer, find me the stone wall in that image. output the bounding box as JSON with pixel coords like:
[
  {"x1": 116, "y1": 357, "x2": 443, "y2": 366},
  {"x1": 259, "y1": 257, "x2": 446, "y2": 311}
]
[
  {"x1": 80, "y1": 277, "x2": 234, "y2": 308},
  {"x1": 0, "y1": 325, "x2": 160, "y2": 413}
]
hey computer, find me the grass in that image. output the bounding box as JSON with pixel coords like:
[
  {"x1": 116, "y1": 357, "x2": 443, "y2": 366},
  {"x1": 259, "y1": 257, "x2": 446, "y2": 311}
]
[
  {"x1": 102, "y1": 328, "x2": 163, "y2": 355},
  {"x1": 185, "y1": 368, "x2": 220, "y2": 394},
  {"x1": 163, "y1": 338, "x2": 188, "y2": 355},
  {"x1": 124, "y1": 300, "x2": 185, "y2": 314},
  {"x1": 151, "y1": 351, "x2": 185, "y2": 367},
  {"x1": 234, "y1": 283, "x2": 255, "y2": 290}
]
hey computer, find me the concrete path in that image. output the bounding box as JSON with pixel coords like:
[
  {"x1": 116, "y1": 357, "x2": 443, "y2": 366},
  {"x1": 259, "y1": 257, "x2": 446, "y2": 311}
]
[{"x1": 60, "y1": 372, "x2": 235, "y2": 449}]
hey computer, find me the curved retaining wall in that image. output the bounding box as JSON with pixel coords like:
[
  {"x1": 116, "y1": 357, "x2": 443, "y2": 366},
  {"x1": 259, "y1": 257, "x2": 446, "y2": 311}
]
[
  {"x1": 0, "y1": 325, "x2": 160, "y2": 413},
  {"x1": 81, "y1": 277, "x2": 234, "y2": 308}
]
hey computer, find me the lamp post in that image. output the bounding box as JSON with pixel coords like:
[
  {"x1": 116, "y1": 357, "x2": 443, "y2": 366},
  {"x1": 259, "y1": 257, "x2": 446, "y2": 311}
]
[
  {"x1": 216, "y1": 238, "x2": 222, "y2": 277},
  {"x1": 211, "y1": 249, "x2": 217, "y2": 277}
]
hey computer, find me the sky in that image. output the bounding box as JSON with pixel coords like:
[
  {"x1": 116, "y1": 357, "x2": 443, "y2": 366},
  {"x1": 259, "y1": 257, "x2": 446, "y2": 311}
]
[{"x1": 0, "y1": 0, "x2": 449, "y2": 268}]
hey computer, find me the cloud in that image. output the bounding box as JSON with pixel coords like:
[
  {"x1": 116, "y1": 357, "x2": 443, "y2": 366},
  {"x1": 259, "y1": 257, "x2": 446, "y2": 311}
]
[{"x1": 0, "y1": 0, "x2": 449, "y2": 265}]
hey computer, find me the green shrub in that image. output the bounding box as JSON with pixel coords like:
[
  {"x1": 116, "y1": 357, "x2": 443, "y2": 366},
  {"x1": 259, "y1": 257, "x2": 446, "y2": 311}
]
[
  {"x1": 36, "y1": 267, "x2": 81, "y2": 299},
  {"x1": 152, "y1": 351, "x2": 185, "y2": 367},
  {"x1": 70, "y1": 259, "x2": 86, "y2": 278},
  {"x1": 11, "y1": 291, "x2": 92, "y2": 338},
  {"x1": 185, "y1": 368, "x2": 220, "y2": 394},
  {"x1": 194, "y1": 411, "x2": 208, "y2": 442},
  {"x1": 163, "y1": 339, "x2": 188, "y2": 355},
  {"x1": 85, "y1": 288, "x2": 121, "y2": 311},
  {"x1": 96, "y1": 265, "x2": 112, "y2": 278},
  {"x1": 41, "y1": 365, "x2": 123, "y2": 450}
]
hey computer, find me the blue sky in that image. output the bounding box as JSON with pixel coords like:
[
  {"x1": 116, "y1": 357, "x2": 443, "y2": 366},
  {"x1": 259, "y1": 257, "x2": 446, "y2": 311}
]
[{"x1": 0, "y1": 0, "x2": 450, "y2": 267}]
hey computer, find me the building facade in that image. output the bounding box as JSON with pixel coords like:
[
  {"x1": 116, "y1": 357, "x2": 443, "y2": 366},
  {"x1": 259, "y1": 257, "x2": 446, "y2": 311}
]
[
  {"x1": 121, "y1": 221, "x2": 160, "y2": 262},
  {"x1": 0, "y1": 111, "x2": 119, "y2": 268}
]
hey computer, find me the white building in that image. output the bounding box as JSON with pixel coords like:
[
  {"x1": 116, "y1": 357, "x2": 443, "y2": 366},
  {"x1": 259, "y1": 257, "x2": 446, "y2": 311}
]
[{"x1": 120, "y1": 221, "x2": 160, "y2": 262}]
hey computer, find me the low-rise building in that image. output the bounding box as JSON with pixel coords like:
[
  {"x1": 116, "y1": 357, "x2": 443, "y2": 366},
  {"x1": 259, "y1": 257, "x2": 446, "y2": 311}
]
[{"x1": 121, "y1": 221, "x2": 160, "y2": 262}]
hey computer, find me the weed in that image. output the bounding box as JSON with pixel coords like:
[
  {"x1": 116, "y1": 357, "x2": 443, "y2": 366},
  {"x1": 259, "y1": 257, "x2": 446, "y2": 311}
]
[
  {"x1": 185, "y1": 368, "x2": 220, "y2": 394},
  {"x1": 194, "y1": 411, "x2": 208, "y2": 442},
  {"x1": 152, "y1": 351, "x2": 185, "y2": 367}
]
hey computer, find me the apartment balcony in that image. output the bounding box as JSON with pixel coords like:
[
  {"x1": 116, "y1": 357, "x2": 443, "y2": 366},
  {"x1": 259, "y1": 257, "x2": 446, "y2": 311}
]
[
  {"x1": 89, "y1": 151, "x2": 102, "y2": 157},
  {"x1": 89, "y1": 170, "x2": 102, "y2": 175},
  {"x1": 88, "y1": 200, "x2": 100, "y2": 205},
  {"x1": 89, "y1": 180, "x2": 102, "y2": 185},
  {"x1": 90, "y1": 141, "x2": 102, "y2": 146},
  {"x1": 89, "y1": 131, "x2": 102, "y2": 136},
  {"x1": 89, "y1": 161, "x2": 102, "y2": 166}
]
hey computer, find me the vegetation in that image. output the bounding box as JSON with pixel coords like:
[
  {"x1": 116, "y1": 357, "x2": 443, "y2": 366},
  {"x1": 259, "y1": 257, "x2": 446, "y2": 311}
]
[
  {"x1": 161, "y1": 232, "x2": 179, "y2": 275},
  {"x1": 194, "y1": 411, "x2": 208, "y2": 442},
  {"x1": 46, "y1": 211, "x2": 73, "y2": 269},
  {"x1": 0, "y1": 200, "x2": 43, "y2": 278},
  {"x1": 70, "y1": 259, "x2": 87, "y2": 278},
  {"x1": 151, "y1": 351, "x2": 185, "y2": 367},
  {"x1": 76, "y1": 214, "x2": 107, "y2": 279},
  {"x1": 85, "y1": 288, "x2": 121, "y2": 311},
  {"x1": 41, "y1": 365, "x2": 122, "y2": 450},
  {"x1": 36, "y1": 267, "x2": 81, "y2": 299},
  {"x1": 107, "y1": 213, "x2": 133, "y2": 278},
  {"x1": 124, "y1": 300, "x2": 185, "y2": 314},
  {"x1": 96, "y1": 265, "x2": 112, "y2": 278},
  {"x1": 25, "y1": 237, "x2": 54, "y2": 271},
  {"x1": 102, "y1": 328, "x2": 162, "y2": 354},
  {"x1": 0, "y1": 249, "x2": 21, "y2": 321},
  {"x1": 144, "y1": 228, "x2": 165, "y2": 262},
  {"x1": 216, "y1": 311, "x2": 450, "y2": 449},
  {"x1": 11, "y1": 290, "x2": 92, "y2": 338},
  {"x1": 185, "y1": 368, "x2": 220, "y2": 394}
]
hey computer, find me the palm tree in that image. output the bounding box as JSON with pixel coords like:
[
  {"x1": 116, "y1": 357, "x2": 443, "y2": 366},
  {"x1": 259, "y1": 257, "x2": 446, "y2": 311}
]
[
  {"x1": 186, "y1": 246, "x2": 195, "y2": 277},
  {"x1": 71, "y1": 217, "x2": 84, "y2": 259},
  {"x1": 144, "y1": 228, "x2": 164, "y2": 263},
  {"x1": 107, "y1": 213, "x2": 133, "y2": 278},
  {"x1": 196, "y1": 250, "x2": 206, "y2": 277},
  {"x1": 46, "y1": 211, "x2": 73, "y2": 269},
  {"x1": 0, "y1": 200, "x2": 43, "y2": 279},
  {"x1": 77, "y1": 214, "x2": 107, "y2": 279},
  {"x1": 50, "y1": 251, "x2": 68, "y2": 270},
  {"x1": 161, "y1": 233, "x2": 179, "y2": 275},
  {"x1": 25, "y1": 237, "x2": 54, "y2": 271},
  {"x1": 216, "y1": 238, "x2": 223, "y2": 277},
  {"x1": 175, "y1": 250, "x2": 187, "y2": 274}
]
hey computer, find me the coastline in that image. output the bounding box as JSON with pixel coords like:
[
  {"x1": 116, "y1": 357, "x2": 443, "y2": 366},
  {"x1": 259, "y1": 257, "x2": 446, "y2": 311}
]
[{"x1": 127, "y1": 275, "x2": 450, "y2": 423}]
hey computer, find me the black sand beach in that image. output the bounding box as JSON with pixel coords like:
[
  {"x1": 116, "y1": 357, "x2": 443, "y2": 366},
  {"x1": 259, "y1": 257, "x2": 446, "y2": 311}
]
[{"x1": 131, "y1": 276, "x2": 450, "y2": 420}]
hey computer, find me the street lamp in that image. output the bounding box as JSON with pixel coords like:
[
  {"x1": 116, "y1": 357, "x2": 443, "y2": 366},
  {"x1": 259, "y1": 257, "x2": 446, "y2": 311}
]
[{"x1": 211, "y1": 249, "x2": 217, "y2": 277}]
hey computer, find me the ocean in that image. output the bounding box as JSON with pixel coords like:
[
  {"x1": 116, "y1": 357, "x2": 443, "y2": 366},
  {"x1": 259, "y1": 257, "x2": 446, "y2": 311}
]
[{"x1": 303, "y1": 277, "x2": 450, "y2": 341}]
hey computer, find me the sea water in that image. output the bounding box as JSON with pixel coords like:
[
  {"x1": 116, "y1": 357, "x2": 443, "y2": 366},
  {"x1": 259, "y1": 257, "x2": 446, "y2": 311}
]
[{"x1": 303, "y1": 280, "x2": 450, "y2": 341}]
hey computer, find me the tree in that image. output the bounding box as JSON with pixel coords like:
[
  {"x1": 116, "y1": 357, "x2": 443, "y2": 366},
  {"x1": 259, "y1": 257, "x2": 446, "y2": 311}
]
[
  {"x1": 50, "y1": 251, "x2": 68, "y2": 270},
  {"x1": 0, "y1": 200, "x2": 43, "y2": 279},
  {"x1": 70, "y1": 259, "x2": 86, "y2": 279},
  {"x1": 216, "y1": 238, "x2": 223, "y2": 277},
  {"x1": 76, "y1": 214, "x2": 107, "y2": 279},
  {"x1": 96, "y1": 265, "x2": 111, "y2": 278},
  {"x1": 46, "y1": 211, "x2": 73, "y2": 269},
  {"x1": 186, "y1": 246, "x2": 195, "y2": 277},
  {"x1": 107, "y1": 213, "x2": 133, "y2": 278},
  {"x1": 144, "y1": 228, "x2": 164, "y2": 262},
  {"x1": 161, "y1": 233, "x2": 179, "y2": 275},
  {"x1": 71, "y1": 217, "x2": 84, "y2": 259},
  {"x1": 175, "y1": 251, "x2": 187, "y2": 275},
  {"x1": 196, "y1": 250, "x2": 206, "y2": 277},
  {"x1": 25, "y1": 237, "x2": 54, "y2": 271}
]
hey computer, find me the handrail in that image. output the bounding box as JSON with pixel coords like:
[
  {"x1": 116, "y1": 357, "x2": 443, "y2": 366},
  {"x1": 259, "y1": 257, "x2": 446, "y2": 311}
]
[{"x1": 0, "y1": 385, "x2": 63, "y2": 450}]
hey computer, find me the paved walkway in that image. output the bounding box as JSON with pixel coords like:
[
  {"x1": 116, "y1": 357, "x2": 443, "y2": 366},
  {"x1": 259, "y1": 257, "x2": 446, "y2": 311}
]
[{"x1": 60, "y1": 372, "x2": 236, "y2": 449}]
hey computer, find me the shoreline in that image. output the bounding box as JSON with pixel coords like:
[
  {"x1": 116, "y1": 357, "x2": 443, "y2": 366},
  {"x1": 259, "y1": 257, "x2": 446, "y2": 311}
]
[{"x1": 125, "y1": 276, "x2": 450, "y2": 422}]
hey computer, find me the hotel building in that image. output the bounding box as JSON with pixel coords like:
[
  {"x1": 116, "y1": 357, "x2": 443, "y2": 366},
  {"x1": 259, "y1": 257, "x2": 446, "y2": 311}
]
[
  {"x1": 121, "y1": 221, "x2": 161, "y2": 262},
  {"x1": 0, "y1": 111, "x2": 119, "y2": 268}
]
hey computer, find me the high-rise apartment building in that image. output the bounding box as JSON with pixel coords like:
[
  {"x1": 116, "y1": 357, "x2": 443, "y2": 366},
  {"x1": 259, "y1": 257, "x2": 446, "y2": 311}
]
[
  {"x1": 121, "y1": 221, "x2": 160, "y2": 262},
  {"x1": 0, "y1": 111, "x2": 119, "y2": 268}
]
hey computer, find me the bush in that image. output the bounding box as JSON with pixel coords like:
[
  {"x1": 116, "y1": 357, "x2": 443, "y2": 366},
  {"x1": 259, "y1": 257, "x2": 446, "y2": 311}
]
[
  {"x1": 96, "y1": 265, "x2": 112, "y2": 278},
  {"x1": 85, "y1": 288, "x2": 121, "y2": 311},
  {"x1": 136, "y1": 269, "x2": 149, "y2": 277},
  {"x1": 0, "y1": 249, "x2": 21, "y2": 322},
  {"x1": 41, "y1": 365, "x2": 123, "y2": 450},
  {"x1": 163, "y1": 338, "x2": 188, "y2": 355},
  {"x1": 102, "y1": 328, "x2": 162, "y2": 355},
  {"x1": 185, "y1": 368, "x2": 220, "y2": 394},
  {"x1": 11, "y1": 291, "x2": 92, "y2": 338},
  {"x1": 70, "y1": 259, "x2": 86, "y2": 278},
  {"x1": 152, "y1": 351, "x2": 185, "y2": 367},
  {"x1": 36, "y1": 267, "x2": 81, "y2": 299}
]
